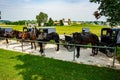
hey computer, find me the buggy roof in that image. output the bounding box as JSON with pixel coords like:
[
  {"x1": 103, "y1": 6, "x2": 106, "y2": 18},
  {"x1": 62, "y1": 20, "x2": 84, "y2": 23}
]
[
  {"x1": 0, "y1": 27, "x2": 12, "y2": 32},
  {"x1": 112, "y1": 28, "x2": 120, "y2": 32}
]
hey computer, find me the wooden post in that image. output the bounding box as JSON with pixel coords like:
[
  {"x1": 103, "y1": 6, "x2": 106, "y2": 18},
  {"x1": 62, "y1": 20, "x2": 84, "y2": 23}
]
[
  {"x1": 73, "y1": 44, "x2": 76, "y2": 61},
  {"x1": 6, "y1": 38, "x2": 8, "y2": 48},
  {"x1": 112, "y1": 47, "x2": 117, "y2": 68},
  {"x1": 21, "y1": 40, "x2": 23, "y2": 52}
]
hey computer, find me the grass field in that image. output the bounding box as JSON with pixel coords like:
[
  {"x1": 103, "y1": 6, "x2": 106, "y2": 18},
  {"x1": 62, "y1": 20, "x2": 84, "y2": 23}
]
[
  {"x1": 56, "y1": 24, "x2": 107, "y2": 36},
  {"x1": 0, "y1": 48, "x2": 120, "y2": 80},
  {"x1": 0, "y1": 24, "x2": 25, "y2": 31},
  {"x1": 0, "y1": 24, "x2": 107, "y2": 36}
]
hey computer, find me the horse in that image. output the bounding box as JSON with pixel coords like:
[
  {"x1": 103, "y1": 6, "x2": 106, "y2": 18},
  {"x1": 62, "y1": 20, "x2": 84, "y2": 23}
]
[
  {"x1": 62, "y1": 34, "x2": 74, "y2": 52},
  {"x1": 21, "y1": 27, "x2": 37, "y2": 50},
  {"x1": 0, "y1": 28, "x2": 13, "y2": 44},
  {"x1": 0, "y1": 28, "x2": 5, "y2": 37},
  {"x1": 11, "y1": 30, "x2": 23, "y2": 42},
  {"x1": 72, "y1": 32, "x2": 99, "y2": 58},
  {"x1": 37, "y1": 31, "x2": 59, "y2": 55}
]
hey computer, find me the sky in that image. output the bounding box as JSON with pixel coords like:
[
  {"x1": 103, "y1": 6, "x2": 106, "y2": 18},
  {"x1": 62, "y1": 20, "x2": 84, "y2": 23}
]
[{"x1": 0, "y1": 0, "x2": 106, "y2": 21}]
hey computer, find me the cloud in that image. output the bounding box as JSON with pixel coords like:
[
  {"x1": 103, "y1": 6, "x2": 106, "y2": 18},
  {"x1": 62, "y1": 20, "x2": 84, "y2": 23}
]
[
  {"x1": 0, "y1": 0, "x2": 106, "y2": 21},
  {"x1": 24, "y1": 0, "x2": 32, "y2": 2}
]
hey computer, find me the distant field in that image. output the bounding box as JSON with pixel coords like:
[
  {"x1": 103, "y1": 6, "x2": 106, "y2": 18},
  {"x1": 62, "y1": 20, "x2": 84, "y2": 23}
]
[
  {"x1": 0, "y1": 24, "x2": 24, "y2": 31},
  {"x1": 56, "y1": 26, "x2": 106, "y2": 36},
  {"x1": 0, "y1": 24, "x2": 107, "y2": 36}
]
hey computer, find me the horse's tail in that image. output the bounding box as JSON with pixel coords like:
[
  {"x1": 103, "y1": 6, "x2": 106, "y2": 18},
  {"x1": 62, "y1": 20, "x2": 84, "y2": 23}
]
[
  {"x1": 55, "y1": 33, "x2": 60, "y2": 51},
  {"x1": 92, "y1": 33, "x2": 99, "y2": 46},
  {"x1": 91, "y1": 33, "x2": 99, "y2": 55},
  {"x1": 96, "y1": 35, "x2": 99, "y2": 46},
  {"x1": 94, "y1": 34, "x2": 99, "y2": 55}
]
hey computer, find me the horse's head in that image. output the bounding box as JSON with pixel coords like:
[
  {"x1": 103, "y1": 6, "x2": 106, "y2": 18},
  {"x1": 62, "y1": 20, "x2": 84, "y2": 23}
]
[{"x1": 65, "y1": 35, "x2": 73, "y2": 43}]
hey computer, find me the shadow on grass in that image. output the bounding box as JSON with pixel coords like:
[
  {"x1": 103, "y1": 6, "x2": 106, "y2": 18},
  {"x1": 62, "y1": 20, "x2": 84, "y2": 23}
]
[
  {"x1": 15, "y1": 55, "x2": 51, "y2": 80},
  {"x1": 14, "y1": 54, "x2": 120, "y2": 80}
]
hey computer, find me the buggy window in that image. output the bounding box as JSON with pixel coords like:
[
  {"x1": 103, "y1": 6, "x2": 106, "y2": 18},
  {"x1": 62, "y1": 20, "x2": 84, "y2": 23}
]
[
  {"x1": 102, "y1": 30, "x2": 107, "y2": 35},
  {"x1": 43, "y1": 29, "x2": 48, "y2": 33},
  {"x1": 117, "y1": 31, "x2": 120, "y2": 44}
]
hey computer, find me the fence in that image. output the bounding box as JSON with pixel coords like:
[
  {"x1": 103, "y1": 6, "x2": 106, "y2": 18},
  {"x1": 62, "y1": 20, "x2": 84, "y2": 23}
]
[{"x1": 0, "y1": 37, "x2": 117, "y2": 68}]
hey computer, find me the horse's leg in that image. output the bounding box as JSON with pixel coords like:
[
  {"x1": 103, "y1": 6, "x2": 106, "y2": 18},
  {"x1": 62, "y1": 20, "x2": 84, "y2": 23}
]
[
  {"x1": 56, "y1": 44, "x2": 59, "y2": 51},
  {"x1": 56, "y1": 41, "x2": 59, "y2": 51},
  {"x1": 31, "y1": 42, "x2": 33, "y2": 49},
  {"x1": 91, "y1": 46, "x2": 98, "y2": 56},
  {"x1": 91, "y1": 47, "x2": 95, "y2": 56},
  {"x1": 94, "y1": 46, "x2": 98, "y2": 55},
  {"x1": 34, "y1": 42, "x2": 36, "y2": 50},
  {"x1": 6, "y1": 38, "x2": 9, "y2": 44},
  {"x1": 93, "y1": 43, "x2": 99, "y2": 55},
  {"x1": 39, "y1": 42, "x2": 44, "y2": 55},
  {"x1": 76, "y1": 46, "x2": 80, "y2": 58}
]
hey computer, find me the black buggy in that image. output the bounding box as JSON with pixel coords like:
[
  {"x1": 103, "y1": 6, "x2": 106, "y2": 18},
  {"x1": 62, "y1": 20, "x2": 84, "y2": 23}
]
[
  {"x1": 99, "y1": 28, "x2": 120, "y2": 57},
  {"x1": 62, "y1": 28, "x2": 120, "y2": 57}
]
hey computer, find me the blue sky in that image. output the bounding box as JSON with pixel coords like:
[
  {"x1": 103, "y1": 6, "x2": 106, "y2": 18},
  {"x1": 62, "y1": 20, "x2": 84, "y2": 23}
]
[{"x1": 0, "y1": 0, "x2": 106, "y2": 21}]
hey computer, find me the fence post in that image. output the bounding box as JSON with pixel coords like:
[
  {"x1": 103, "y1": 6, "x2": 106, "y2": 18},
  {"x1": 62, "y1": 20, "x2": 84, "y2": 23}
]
[
  {"x1": 112, "y1": 47, "x2": 117, "y2": 68},
  {"x1": 6, "y1": 38, "x2": 8, "y2": 48},
  {"x1": 73, "y1": 44, "x2": 76, "y2": 61},
  {"x1": 21, "y1": 40, "x2": 23, "y2": 52}
]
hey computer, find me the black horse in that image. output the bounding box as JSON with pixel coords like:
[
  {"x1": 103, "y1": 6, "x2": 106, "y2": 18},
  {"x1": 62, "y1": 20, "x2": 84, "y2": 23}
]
[
  {"x1": 62, "y1": 35, "x2": 74, "y2": 52},
  {"x1": 37, "y1": 32, "x2": 59, "y2": 55},
  {"x1": 72, "y1": 32, "x2": 99, "y2": 58}
]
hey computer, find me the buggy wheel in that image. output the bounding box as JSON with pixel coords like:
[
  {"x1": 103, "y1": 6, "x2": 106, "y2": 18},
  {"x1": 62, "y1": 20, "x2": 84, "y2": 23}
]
[
  {"x1": 63, "y1": 41, "x2": 74, "y2": 52},
  {"x1": 106, "y1": 49, "x2": 114, "y2": 58},
  {"x1": 106, "y1": 44, "x2": 115, "y2": 58},
  {"x1": 67, "y1": 45, "x2": 74, "y2": 52},
  {"x1": 99, "y1": 42, "x2": 108, "y2": 53}
]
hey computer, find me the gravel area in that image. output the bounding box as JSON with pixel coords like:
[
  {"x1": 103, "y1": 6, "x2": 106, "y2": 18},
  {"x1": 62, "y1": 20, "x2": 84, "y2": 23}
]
[{"x1": 0, "y1": 39, "x2": 120, "y2": 69}]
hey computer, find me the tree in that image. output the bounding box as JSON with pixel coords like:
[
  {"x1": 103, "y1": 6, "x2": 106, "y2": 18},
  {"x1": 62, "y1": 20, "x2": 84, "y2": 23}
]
[
  {"x1": 59, "y1": 20, "x2": 64, "y2": 26},
  {"x1": 47, "y1": 18, "x2": 54, "y2": 26},
  {"x1": 36, "y1": 12, "x2": 48, "y2": 26},
  {"x1": 90, "y1": 0, "x2": 120, "y2": 27}
]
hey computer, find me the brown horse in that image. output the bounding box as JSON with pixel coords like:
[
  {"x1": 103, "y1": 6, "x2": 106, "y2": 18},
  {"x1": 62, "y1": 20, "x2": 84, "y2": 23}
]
[
  {"x1": 72, "y1": 32, "x2": 99, "y2": 58},
  {"x1": 12, "y1": 30, "x2": 22, "y2": 39},
  {"x1": 21, "y1": 28, "x2": 37, "y2": 50}
]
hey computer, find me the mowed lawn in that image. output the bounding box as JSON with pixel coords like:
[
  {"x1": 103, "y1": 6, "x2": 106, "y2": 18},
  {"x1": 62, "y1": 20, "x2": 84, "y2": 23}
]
[{"x1": 0, "y1": 49, "x2": 120, "y2": 80}]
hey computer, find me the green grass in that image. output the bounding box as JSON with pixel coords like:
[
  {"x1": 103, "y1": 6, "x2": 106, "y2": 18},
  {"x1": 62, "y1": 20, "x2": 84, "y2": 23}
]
[
  {"x1": 0, "y1": 48, "x2": 120, "y2": 80},
  {"x1": 56, "y1": 23, "x2": 107, "y2": 36},
  {"x1": 0, "y1": 24, "x2": 25, "y2": 31},
  {"x1": 0, "y1": 24, "x2": 107, "y2": 36},
  {"x1": 117, "y1": 46, "x2": 120, "y2": 63}
]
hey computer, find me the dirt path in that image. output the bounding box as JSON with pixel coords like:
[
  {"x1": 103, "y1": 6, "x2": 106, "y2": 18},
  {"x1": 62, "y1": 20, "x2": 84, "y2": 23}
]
[{"x1": 0, "y1": 39, "x2": 120, "y2": 69}]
